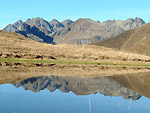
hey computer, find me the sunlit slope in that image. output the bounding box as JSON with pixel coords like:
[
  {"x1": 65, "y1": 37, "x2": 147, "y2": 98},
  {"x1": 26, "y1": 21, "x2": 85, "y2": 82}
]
[
  {"x1": 92, "y1": 23, "x2": 150, "y2": 56},
  {"x1": 0, "y1": 30, "x2": 150, "y2": 62}
]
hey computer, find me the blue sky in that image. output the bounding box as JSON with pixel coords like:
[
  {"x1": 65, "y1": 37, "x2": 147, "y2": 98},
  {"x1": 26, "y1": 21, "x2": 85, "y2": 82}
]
[{"x1": 0, "y1": 0, "x2": 150, "y2": 29}]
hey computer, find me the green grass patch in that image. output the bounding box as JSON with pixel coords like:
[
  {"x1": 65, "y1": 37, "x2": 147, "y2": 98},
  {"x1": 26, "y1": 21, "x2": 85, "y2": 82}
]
[{"x1": 1, "y1": 58, "x2": 150, "y2": 67}]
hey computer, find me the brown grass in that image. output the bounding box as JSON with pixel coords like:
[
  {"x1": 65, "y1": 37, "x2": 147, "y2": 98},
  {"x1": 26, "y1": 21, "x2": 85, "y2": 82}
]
[
  {"x1": 1, "y1": 30, "x2": 150, "y2": 63},
  {"x1": 92, "y1": 23, "x2": 150, "y2": 56}
]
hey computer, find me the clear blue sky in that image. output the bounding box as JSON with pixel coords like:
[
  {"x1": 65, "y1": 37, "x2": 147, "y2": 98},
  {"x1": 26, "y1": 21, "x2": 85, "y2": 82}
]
[{"x1": 0, "y1": 0, "x2": 150, "y2": 29}]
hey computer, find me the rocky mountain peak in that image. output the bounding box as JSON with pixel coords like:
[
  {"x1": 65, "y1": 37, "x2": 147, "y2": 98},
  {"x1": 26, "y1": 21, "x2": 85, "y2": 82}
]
[
  {"x1": 50, "y1": 19, "x2": 59, "y2": 25},
  {"x1": 26, "y1": 17, "x2": 53, "y2": 34},
  {"x1": 61, "y1": 19, "x2": 73, "y2": 26},
  {"x1": 3, "y1": 20, "x2": 24, "y2": 32},
  {"x1": 123, "y1": 17, "x2": 145, "y2": 30},
  {"x1": 49, "y1": 19, "x2": 64, "y2": 29},
  {"x1": 17, "y1": 23, "x2": 30, "y2": 31},
  {"x1": 26, "y1": 17, "x2": 49, "y2": 27},
  {"x1": 135, "y1": 17, "x2": 145, "y2": 24},
  {"x1": 76, "y1": 18, "x2": 96, "y2": 23},
  {"x1": 25, "y1": 18, "x2": 31, "y2": 24},
  {"x1": 125, "y1": 17, "x2": 145, "y2": 24},
  {"x1": 14, "y1": 20, "x2": 24, "y2": 26}
]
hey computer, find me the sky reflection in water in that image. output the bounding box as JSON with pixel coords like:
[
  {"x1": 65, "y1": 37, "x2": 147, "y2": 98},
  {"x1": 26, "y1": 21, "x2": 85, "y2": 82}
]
[{"x1": 0, "y1": 75, "x2": 150, "y2": 113}]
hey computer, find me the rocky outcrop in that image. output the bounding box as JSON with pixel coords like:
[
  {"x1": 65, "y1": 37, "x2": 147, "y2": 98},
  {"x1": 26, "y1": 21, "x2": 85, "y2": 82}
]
[{"x1": 13, "y1": 75, "x2": 142, "y2": 100}]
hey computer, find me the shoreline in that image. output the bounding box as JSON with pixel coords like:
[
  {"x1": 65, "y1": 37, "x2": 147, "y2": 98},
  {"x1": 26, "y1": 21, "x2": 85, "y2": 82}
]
[{"x1": 1, "y1": 58, "x2": 150, "y2": 67}]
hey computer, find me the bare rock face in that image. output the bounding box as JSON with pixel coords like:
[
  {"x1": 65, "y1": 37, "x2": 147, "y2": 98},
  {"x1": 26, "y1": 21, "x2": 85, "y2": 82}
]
[
  {"x1": 16, "y1": 23, "x2": 55, "y2": 44},
  {"x1": 13, "y1": 75, "x2": 142, "y2": 100}
]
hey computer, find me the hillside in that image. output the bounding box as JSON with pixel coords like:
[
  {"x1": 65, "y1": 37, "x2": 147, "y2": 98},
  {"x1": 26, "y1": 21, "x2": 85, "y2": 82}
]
[
  {"x1": 3, "y1": 17, "x2": 145, "y2": 45},
  {"x1": 1, "y1": 30, "x2": 150, "y2": 63},
  {"x1": 92, "y1": 23, "x2": 150, "y2": 56}
]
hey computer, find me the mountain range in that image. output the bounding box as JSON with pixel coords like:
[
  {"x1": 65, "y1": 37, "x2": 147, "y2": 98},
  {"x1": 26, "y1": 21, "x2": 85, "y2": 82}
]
[
  {"x1": 3, "y1": 17, "x2": 73, "y2": 44},
  {"x1": 3, "y1": 17, "x2": 145, "y2": 45}
]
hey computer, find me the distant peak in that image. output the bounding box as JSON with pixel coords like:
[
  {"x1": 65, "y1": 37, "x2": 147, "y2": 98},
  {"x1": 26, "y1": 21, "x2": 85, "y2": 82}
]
[
  {"x1": 34, "y1": 17, "x2": 43, "y2": 20},
  {"x1": 50, "y1": 19, "x2": 59, "y2": 23},
  {"x1": 25, "y1": 17, "x2": 50, "y2": 26},
  {"x1": 62, "y1": 19, "x2": 73, "y2": 23},
  {"x1": 27, "y1": 17, "x2": 45, "y2": 22},
  {"x1": 76, "y1": 18, "x2": 96, "y2": 23},
  {"x1": 49, "y1": 19, "x2": 61, "y2": 27},
  {"x1": 135, "y1": 17, "x2": 142, "y2": 20},
  {"x1": 13, "y1": 20, "x2": 24, "y2": 28},
  {"x1": 26, "y1": 18, "x2": 31, "y2": 21},
  {"x1": 17, "y1": 20, "x2": 23, "y2": 23},
  {"x1": 14, "y1": 20, "x2": 23, "y2": 24},
  {"x1": 25, "y1": 17, "x2": 45, "y2": 24},
  {"x1": 61, "y1": 19, "x2": 73, "y2": 26},
  {"x1": 125, "y1": 17, "x2": 145, "y2": 24},
  {"x1": 135, "y1": 17, "x2": 145, "y2": 23},
  {"x1": 77, "y1": 18, "x2": 91, "y2": 21}
]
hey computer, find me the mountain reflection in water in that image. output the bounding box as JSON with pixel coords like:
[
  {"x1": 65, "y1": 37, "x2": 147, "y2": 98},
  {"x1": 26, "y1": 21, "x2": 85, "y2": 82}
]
[
  {"x1": 1, "y1": 64, "x2": 150, "y2": 113},
  {"x1": 1, "y1": 63, "x2": 150, "y2": 101},
  {"x1": 13, "y1": 75, "x2": 142, "y2": 101}
]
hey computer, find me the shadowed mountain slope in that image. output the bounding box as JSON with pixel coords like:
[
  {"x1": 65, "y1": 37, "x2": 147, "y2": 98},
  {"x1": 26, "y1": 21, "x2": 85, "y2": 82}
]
[
  {"x1": 3, "y1": 18, "x2": 55, "y2": 44},
  {"x1": 15, "y1": 23, "x2": 55, "y2": 44},
  {"x1": 26, "y1": 17, "x2": 54, "y2": 34}
]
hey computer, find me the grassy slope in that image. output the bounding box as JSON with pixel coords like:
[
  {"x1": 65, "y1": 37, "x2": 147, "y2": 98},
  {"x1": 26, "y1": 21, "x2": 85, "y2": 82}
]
[
  {"x1": 92, "y1": 29, "x2": 134, "y2": 50},
  {"x1": 92, "y1": 23, "x2": 150, "y2": 56},
  {"x1": 1, "y1": 30, "x2": 150, "y2": 66}
]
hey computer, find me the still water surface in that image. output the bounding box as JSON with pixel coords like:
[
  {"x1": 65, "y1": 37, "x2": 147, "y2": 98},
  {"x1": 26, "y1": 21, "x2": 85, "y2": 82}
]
[{"x1": 0, "y1": 74, "x2": 150, "y2": 113}]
